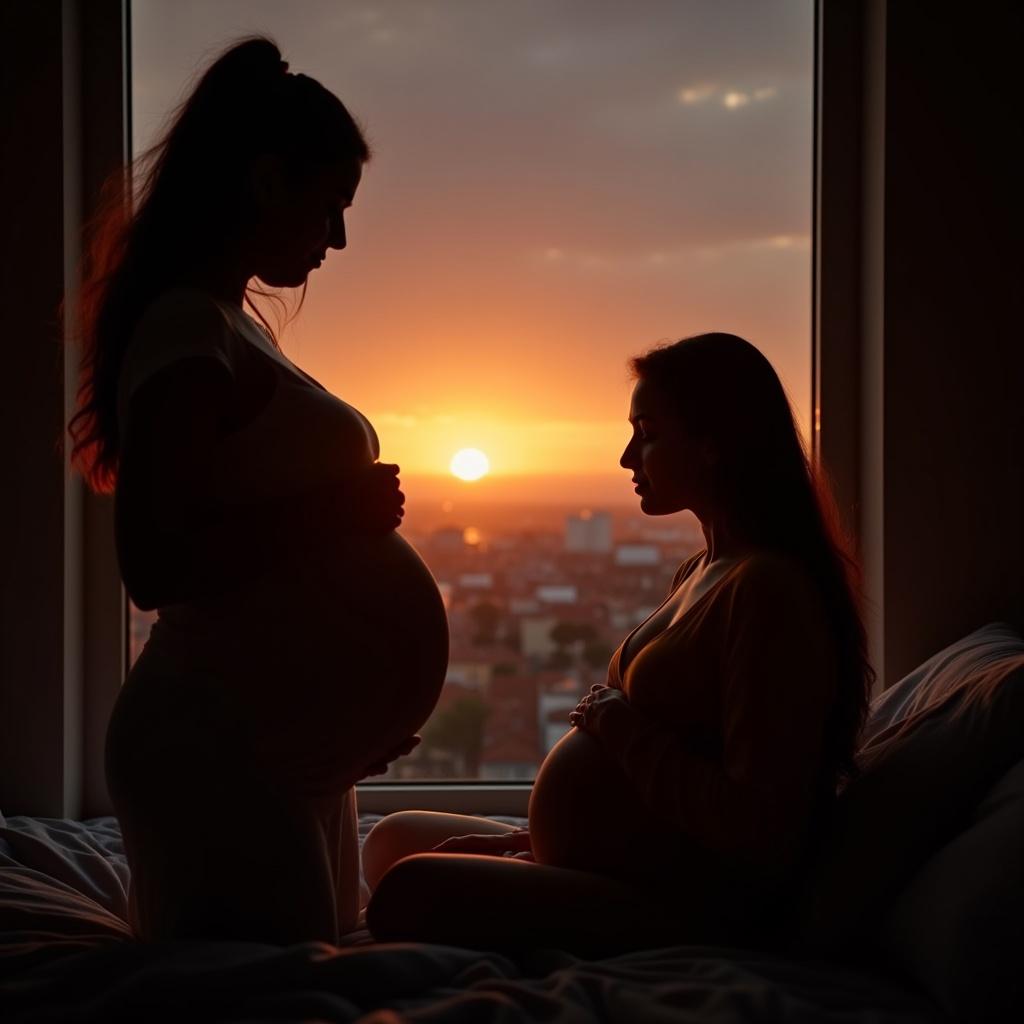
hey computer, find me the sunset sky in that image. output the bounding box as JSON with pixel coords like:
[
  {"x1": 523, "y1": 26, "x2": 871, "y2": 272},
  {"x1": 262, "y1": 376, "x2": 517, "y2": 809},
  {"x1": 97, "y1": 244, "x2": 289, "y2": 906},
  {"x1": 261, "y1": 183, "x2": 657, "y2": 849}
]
[{"x1": 132, "y1": 0, "x2": 813, "y2": 506}]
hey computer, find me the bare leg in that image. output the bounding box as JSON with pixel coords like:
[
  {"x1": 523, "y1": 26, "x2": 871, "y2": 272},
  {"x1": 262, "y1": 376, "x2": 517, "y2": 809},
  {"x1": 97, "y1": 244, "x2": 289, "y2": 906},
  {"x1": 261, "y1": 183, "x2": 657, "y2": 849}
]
[
  {"x1": 366, "y1": 852, "x2": 690, "y2": 956},
  {"x1": 362, "y1": 811, "x2": 519, "y2": 892},
  {"x1": 322, "y1": 787, "x2": 362, "y2": 936},
  {"x1": 109, "y1": 665, "x2": 344, "y2": 945},
  {"x1": 119, "y1": 766, "x2": 341, "y2": 945}
]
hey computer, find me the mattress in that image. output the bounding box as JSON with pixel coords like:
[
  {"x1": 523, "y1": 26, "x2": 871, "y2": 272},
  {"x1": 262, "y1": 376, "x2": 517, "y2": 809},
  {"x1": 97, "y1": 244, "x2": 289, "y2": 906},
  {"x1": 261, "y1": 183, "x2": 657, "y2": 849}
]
[{"x1": 0, "y1": 810, "x2": 944, "y2": 1023}]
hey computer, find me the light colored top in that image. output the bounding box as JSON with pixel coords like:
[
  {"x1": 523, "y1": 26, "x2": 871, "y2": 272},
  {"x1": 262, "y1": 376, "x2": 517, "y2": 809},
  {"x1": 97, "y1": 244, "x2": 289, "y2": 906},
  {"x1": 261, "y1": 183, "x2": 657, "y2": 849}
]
[
  {"x1": 118, "y1": 287, "x2": 380, "y2": 506},
  {"x1": 115, "y1": 286, "x2": 449, "y2": 795},
  {"x1": 601, "y1": 551, "x2": 840, "y2": 873}
]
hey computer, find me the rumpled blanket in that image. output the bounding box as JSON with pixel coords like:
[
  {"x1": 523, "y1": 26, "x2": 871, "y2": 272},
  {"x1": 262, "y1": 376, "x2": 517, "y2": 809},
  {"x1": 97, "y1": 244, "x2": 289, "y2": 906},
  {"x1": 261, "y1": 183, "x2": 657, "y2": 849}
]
[{"x1": 0, "y1": 812, "x2": 944, "y2": 1024}]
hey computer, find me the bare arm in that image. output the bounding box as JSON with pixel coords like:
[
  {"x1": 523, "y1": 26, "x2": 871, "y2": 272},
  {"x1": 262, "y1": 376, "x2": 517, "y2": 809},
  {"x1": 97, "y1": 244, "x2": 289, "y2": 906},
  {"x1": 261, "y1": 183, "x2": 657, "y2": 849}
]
[{"x1": 116, "y1": 357, "x2": 401, "y2": 610}]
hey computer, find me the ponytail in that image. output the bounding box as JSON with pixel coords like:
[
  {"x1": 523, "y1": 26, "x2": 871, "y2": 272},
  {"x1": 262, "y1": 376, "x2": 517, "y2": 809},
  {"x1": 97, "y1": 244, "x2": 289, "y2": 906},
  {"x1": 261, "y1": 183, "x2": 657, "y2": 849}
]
[{"x1": 68, "y1": 36, "x2": 369, "y2": 492}]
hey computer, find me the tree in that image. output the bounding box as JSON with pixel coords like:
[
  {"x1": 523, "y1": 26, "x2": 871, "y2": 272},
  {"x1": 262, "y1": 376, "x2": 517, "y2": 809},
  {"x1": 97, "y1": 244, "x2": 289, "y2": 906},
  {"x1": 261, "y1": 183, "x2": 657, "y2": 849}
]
[
  {"x1": 583, "y1": 640, "x2": 614, "y2": 671},
  {"x1": 545, "y1": 649, "x2": 573, "y2": 670},
  {"x1": 549, "y1": 620, "x2": 597, "y2": 651},
  {"x1": 422, "y1": 696, "x2": 490, "y2": 776}
]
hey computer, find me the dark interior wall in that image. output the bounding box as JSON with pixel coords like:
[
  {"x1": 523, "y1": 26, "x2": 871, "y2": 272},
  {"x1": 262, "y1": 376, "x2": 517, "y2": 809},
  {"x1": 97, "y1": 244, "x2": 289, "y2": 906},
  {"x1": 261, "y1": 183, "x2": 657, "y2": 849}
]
[
  {"x1": 878, "y1": 1, "x2": 1023, "y2": 681},
  {"x1": 0, "y1": 1, "x2": 124, "y2": 817},
  {"x1": 0, "y1": 4, "x2": 69, "y2": 814}
]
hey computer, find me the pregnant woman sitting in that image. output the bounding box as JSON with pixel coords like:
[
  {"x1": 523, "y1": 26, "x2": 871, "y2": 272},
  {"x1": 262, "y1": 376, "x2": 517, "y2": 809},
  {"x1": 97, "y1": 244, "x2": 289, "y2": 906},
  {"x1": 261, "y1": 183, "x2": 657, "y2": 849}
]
[
  {"x1": 363, "y1": 333, "x2": 874, "y2": 954},
  {"x1": 68, "y1": 38, "x2": 447, "y2": 944}
]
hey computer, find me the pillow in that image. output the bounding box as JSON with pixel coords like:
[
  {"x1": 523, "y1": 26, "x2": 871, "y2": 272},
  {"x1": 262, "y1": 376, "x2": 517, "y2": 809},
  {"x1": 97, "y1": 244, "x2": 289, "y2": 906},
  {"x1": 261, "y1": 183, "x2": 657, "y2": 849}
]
[
  {"x1": 859, "y1": 622, "x2": 1024, "y2": 748},
  {"x1": 798, "y1": 622, "x2": 1024, "y2": 950},
  {"x1": 878, "y1": 756, "x2": 1024, "y2": 1023}
]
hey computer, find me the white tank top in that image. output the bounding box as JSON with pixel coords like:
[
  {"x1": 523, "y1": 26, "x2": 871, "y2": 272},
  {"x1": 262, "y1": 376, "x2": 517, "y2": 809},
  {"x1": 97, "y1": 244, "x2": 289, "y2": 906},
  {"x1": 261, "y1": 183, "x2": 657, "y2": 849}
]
[{"x1": 118, "y1": 287, "x2": 380, "y2": 505}]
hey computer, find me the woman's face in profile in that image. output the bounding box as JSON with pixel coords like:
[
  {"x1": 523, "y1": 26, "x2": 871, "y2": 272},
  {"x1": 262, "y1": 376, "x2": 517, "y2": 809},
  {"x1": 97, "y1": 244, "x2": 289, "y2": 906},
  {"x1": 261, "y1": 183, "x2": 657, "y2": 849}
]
[
  {"x1": 249, "y1": 155, "x2": 363, "y2": 288},
  {"x1": 619, "y1": 377, "x2": 711, "y2": 517}
]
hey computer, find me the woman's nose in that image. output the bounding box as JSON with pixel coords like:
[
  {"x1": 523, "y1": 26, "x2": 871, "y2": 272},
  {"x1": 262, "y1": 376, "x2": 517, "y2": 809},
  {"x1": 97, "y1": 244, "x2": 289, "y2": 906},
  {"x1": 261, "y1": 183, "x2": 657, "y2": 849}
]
[
  {"x1": 619, "y1": 443, "x2": 634, "y2": 469},
  {"x1": 327, "y1": 211, "x2": 347, "y2": 250}
]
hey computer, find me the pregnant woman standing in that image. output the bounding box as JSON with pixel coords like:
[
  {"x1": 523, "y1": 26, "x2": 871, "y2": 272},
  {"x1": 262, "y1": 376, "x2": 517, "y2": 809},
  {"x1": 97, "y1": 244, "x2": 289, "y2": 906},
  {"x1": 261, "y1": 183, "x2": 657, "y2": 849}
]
[
  {"x1": 68, "y1": 38, "x2": 447, "y2": 944},
  {"x1": 363, "y1": 333, "x2": 874, "y2": 954}
]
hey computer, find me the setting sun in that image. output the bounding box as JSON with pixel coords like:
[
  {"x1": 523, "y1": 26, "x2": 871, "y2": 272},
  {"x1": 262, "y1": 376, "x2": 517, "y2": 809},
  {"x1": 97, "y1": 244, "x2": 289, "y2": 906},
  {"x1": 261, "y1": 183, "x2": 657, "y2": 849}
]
[{"x1": 450, "y1": 448, "x2": 490, "y2": 481}]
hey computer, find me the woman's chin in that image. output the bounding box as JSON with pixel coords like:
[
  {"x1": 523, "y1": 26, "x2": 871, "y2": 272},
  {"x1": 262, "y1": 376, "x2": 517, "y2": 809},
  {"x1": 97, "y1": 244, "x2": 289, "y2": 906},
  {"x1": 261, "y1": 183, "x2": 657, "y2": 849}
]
[
  {"x1": 638, "y1": 494, "x2": 680, "y2": 517},
  {"x1": 638, "y1": 494, "x2": 662, "y2": 515},
  {"x1": 256, "y1": 269, "x2": 311, "y2": 289}
]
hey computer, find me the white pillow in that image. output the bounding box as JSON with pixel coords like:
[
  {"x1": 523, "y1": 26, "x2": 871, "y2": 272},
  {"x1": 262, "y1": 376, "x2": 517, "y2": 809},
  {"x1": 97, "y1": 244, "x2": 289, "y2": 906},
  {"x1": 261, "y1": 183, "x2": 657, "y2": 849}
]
[
  {"x1": 860, "y1": 622, "x2": 1024, "y2": 748},
  {"x1": 798, "y1": 622, "x2": 1024, "y2": 949}
]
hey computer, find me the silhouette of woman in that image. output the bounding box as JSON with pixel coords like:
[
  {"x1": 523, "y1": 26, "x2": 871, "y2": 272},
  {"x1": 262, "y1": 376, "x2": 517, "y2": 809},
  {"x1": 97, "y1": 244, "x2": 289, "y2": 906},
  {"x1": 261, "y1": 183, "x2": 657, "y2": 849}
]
[
  {"x1": 363, "y1": 334, "x2": 873, "y2": 954},
  {"x1": 68, "y1": 37, "x2": 448, "y2": 944}
]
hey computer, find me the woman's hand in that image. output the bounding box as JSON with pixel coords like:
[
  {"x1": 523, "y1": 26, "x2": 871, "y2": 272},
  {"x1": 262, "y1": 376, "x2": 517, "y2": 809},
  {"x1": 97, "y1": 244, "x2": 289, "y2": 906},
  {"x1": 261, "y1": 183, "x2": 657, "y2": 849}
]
[
  {"x1": 569, "y1": 683, "x2": 629, "y2": 738},
  {"x1": 361, "y1": 734, "x2": 421, "y2": 779},
  {"x1": 431, "y1": 829, "x2": 533, "y2": 859},
  {"x1": 340, "y1": 462, "x2": 405, "y2": 534}
]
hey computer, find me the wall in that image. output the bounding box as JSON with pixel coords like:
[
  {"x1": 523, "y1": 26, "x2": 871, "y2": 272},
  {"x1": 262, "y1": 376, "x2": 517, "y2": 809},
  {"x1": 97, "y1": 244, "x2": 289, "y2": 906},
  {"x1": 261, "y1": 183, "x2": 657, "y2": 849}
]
[
  {"x1": 875, "y1": 1, "x2": 1023, "y2": 682},
  {"x1": 0, "y1": 1, "x2": 125, "y2": 818},
  {"x1": 0, "y1": 3, "x2": 71, "y2": 817},
  {"x1": 819, "y1": 0, "x2": 1022, "y2": 686}
]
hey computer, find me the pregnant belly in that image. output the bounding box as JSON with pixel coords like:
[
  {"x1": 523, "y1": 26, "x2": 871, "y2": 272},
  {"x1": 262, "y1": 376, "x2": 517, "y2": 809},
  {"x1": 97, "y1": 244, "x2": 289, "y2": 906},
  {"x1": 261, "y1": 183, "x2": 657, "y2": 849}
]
[
  {"x1": 158, "y1": 530, "x2": 449, "y2": 787},
  {"x1": 277, "y1": 530, "x2": 448, "y2": 746},
  {"x1": 529, "y1": 727, "x2": 678, "y2": 876}
]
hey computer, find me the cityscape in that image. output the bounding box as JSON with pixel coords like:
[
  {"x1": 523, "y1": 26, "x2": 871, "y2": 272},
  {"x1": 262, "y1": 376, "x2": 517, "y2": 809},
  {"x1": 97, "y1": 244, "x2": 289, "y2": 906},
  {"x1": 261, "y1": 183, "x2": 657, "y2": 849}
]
[{"x1": 129, "y1": 500, "x2": 705, "y2": 781}]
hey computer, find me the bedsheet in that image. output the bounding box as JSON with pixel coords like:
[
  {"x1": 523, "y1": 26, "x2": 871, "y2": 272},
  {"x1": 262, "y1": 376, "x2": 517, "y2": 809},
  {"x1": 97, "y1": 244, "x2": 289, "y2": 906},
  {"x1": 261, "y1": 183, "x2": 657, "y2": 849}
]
[{"x1": 0, "y1": 811, "x2": 945, "y2": 1024}]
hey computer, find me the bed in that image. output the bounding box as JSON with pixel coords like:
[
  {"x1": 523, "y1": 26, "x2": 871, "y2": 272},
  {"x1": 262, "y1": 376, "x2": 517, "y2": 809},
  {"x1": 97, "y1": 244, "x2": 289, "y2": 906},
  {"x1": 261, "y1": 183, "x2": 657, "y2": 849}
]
[
  {"x1": 1, "y1": 812, "x2": 942, "y2": 1024},
  {"x1": 2, "y1": 623, "x2": 1021, "y2": 1023}
]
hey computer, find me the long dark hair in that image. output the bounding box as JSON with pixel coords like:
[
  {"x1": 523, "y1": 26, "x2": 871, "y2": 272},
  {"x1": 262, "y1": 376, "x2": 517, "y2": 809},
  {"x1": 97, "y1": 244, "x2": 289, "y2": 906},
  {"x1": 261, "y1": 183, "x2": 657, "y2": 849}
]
[
  {"x1": 67, "y1": 36, "x2": 370, "y2": 493},
  {"x1": 631, "y1": 333, "x2": 874, "y2": 786}
]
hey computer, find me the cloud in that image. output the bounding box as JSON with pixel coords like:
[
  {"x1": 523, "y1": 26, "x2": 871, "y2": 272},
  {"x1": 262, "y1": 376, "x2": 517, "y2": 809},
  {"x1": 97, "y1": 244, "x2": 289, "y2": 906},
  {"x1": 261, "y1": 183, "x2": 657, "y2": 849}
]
[
  {"x1": 677, "y1": 84, "x2": 716, "y2": 105},
  {"x1": 676, "y1": 83, "x2": 779, "y2": 110},
  {"x1": 531, "y1": 234, "x2": 810, "y2": 275},
  {"x1": 374, "y1": 412, "x2": 420, "y2": 427}
]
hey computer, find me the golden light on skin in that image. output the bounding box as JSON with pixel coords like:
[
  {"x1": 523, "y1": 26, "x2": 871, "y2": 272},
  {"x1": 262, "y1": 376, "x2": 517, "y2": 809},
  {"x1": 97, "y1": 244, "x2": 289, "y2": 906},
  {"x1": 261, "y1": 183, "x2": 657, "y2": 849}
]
[{"x1": 450, "y1": 448, "x2": 490, "y2": 481}]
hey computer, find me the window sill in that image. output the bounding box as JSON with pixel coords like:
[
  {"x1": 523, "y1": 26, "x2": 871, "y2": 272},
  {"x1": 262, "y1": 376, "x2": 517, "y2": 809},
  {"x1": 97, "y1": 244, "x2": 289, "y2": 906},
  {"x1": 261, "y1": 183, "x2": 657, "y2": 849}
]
[{"x1": 355, "y1": 782, "x2": 531, "y2": 816}]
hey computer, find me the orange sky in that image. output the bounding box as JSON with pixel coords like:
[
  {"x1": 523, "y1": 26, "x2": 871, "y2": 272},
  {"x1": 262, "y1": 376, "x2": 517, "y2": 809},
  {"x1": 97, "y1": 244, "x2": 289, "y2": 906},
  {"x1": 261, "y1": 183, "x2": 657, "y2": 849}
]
[{"x1": 134, "y1": 1, "x2": 813, "y2": 504}]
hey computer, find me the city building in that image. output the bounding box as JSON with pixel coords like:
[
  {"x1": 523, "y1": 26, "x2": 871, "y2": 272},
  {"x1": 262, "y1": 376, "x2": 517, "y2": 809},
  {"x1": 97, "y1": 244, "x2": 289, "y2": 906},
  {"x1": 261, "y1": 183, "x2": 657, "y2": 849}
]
[
  {"x1": 479, "y1": 674, "x2": 541, "y2": 780},
  {"x1": 614, "y1": 544, "x2": 660, "y2": 567},
  {"x1": 564, "y1": 509, "x2": 613, "y2": 553}
]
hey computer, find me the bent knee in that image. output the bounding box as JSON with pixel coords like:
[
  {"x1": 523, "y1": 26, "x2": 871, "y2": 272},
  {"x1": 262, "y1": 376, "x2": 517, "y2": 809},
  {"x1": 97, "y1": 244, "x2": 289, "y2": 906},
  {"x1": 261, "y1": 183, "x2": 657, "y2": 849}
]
[
  {"x1": 362, "y1": 811, "x2": 437, "y2": 891},
  {"x1": 365, "y1": 853, "x2": 443, "y2": 941}
]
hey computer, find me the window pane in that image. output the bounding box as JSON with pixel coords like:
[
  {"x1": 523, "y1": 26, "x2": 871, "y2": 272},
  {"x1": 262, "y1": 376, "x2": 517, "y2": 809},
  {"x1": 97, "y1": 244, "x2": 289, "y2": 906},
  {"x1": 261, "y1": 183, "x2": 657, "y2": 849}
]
[{"x1": 129, "y1": 0, "x2": 813, "y2": 780}]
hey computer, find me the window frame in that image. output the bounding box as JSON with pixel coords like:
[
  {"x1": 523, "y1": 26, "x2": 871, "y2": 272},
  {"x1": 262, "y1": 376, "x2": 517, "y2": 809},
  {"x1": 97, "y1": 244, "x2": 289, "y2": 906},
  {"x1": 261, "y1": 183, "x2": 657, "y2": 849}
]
[{"x1": 0, "y1": 0, "x2": 129, "y2": 819}]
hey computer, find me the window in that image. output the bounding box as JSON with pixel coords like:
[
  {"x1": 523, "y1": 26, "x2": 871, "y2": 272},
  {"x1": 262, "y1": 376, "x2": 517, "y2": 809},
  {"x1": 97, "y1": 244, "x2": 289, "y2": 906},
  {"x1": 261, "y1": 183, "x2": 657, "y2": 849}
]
[{"x1": 129, "y1": 0, "x2": 813, "y2": 782}]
